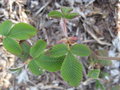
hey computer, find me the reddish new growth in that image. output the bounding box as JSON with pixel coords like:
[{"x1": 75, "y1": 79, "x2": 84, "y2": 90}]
[{"x1": 57, "y1": 36, "x2": 78, "y2": 45}]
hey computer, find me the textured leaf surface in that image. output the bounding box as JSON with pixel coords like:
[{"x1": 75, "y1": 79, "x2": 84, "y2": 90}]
[
  {"x1": 35, "y1": 55, "x2": 65, "y2": 72},
  {"x1": 8, "y1": 23, "x2": 37, "y2": 40},
  {"x1": 28, "y1": 60, "x2": 43, "y2": 75},
  {"x1": 3, "y1": 37, "x2": 22, "y2": 55},
  {"x1": 71, "y1": 44, "x2": 91, "y2": 57},
  {"x1": 50, "y1": 44, "x2": 68, "y2": 57},
  {"x1": 61, "y1": 52, "x2": 83, "y2": 86},
  {"x1": 0, "y1": 20, "x2": 13, "y2": 36},
  {"x1": 30, "y1": 40, "x2": 46, "y2": 58},
  {"x1": 48, "y1": 11, "x2": 63, "y2": 18},
  {"x1": 88, "y1": 69, "x2": 100, "y2": 79},
  {"x1": 20, "y1": 42, "x2": 31, "y2": 60}
]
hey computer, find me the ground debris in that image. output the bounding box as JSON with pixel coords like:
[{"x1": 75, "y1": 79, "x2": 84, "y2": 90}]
[{"x1": 0, "y1": 0, "x2": 119, "y2": 89}]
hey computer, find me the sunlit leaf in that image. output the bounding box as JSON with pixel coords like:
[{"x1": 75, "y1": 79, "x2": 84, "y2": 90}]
[
  {"x1": 61, "y1": 52, "x2": 83, "y2": 86},
  {"x1": 64, "y1": 13, "x2": 79, "y2": 19},
  {"x1": 48, "y1": 11, "x2": 63, "y2": 18},
  {"x1": 3, "y1": 37, "x2": 22, "y2": 55},
  {"x1": 0, "y1": 20, "x2": 13, "y2": 36},
  {"x1": 88, "y1": 69, "x2": 100, "y2": 79},
  {"x1": 30, "y1": 40, "x2": 46, "y2": 58},
  {"x1": 61, "y1": 7, "x2": 73, "y2": 14},
  {"x1": 71, "y1": 44, "x2": 91, "y2": 57},
  {"x1": 28, "y1": 60, "x2": 43, "y2": 76},
  {"x1": 8, "y1": 23, "x2": 37, "y2": 40},
  {"x1": 35, "y1": 55, "x2": 65, "y2": 72},
  {"x1": 49, "y1": 44, "x2": 68, "y2": 57}
]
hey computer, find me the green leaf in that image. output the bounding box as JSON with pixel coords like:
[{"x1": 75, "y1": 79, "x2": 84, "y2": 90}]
[
  {"x1": 48, "y1": 11, "x2": 63, "y2": 18},
  {"x1": 61, "y1": 52, "x2": 83, "y2": 86},
  {"x1": 95, "y1": 80, "x2": 105, "y2": 90},
  {"x1": 94, "y1": 50, "x2": 112, "y2": 66},
  {"x1": 88, "y1": 69, "x2": 100, "y2": 79},
  {"x1": 9, "y1": 67, "x2": 22, "y2": 72},
  {"x1": 35, "y1": 55, "x2": 65, "y2": 72},
  {"x1": 20, "y1": 41, "x2": 31, "y2": 60},
  {"x1": 0, "y1": 20, "x2": 13, "y2": 36},
  {"x1": 61, "y1": 7, "x2": 73, "y2": 14},
  {"x1": 28, "y1": 60, "x2": 43, "y2": 76},
  {"x1": 64, "y1": 13, "x2": 79, "y2": 19},
  {"x1": 71, "y1": 44, "x2": 91, "y2": 57},
  {"x1": 94, "y1": 59, "x2": 112, "y2": 66},
  {"x1": 8, "y1": 23, "x2": 37, "y2": 40},
  {"x1": 50, "y1": 44, "x2": 68, "y2": 57},
  {"x1": 30, "y1": 40, "x2": 47, "y2": 58},
  {"x1": 3, "y1": 37, "x2": 22, "y2": 55}
]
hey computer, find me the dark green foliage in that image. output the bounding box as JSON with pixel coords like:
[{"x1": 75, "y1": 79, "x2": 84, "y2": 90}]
[
  {"x1": 0, "y1": 7, "x2": 110, "y2": 87},
  {"x1": 71, "y1": 44, "x2": 91, "y2": 57},
  {"x1": 20, "y1": 41, "x2": 31, "y2": 60},
  {"x1": 49, "y1": 44, "x2": 68, "y2": 57},
  {"x1": 8, "y1": 23, "x2": 37, "y2": 40},
  {"x1": 35, "y1": 55, "x2": 65, "y2": 72},
  {"x1": 61, "y1": 52, "x2": 83, "y2": 86},
  {"x1": 0, "y1": 20, "x2": 13, "y2": 36},
  {"x1": 3, "y1": 37, "x2": 22, "y2": 55},
  {"x1": 30, "y1": 40, "x2": 47, "y2": 58},
  {"x1": 64, "y1": 13, "x2": 79, "y2": 19},
  {"x1": 48, "y1": 11, "x2": 63, "y2": 18},
  {"x1": 28, "y1": 60, "x2": 43, "y2": 75},
  {"x1": 48, "y1": 7, "x2": 79, "y2": 19}
]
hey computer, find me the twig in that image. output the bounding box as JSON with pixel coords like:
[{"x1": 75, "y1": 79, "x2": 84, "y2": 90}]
[
  {"x1": 96, "y1": 56, "x2": 120, "y2": 61},
  {"x1": 82, "y1": 38, "x2": 104, "y2": 43},
  {"x1": 83, "y1": 23, "x2": 111, "y2": 46},
  {"x1": 92, "y1": 51, "x2": 120, "y2": 61},
  {"x1": 60, "y1": 19, "x2": 68, "y2": 38},
  {"x1": 35, "y1": 0, "x2": 52, "y2": 16},
  {"x1": 42, "y1": 28, "x2": 50, "y2": 45}
]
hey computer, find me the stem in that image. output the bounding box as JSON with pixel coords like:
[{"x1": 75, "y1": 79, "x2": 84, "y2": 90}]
[
  {"x1": 92, "y1": 51, "x2": 120, "y2": 61},
  {"x1": 96, "y1": 56, "x2": 120, "y2": 61},
  {"x1": 60, "y1": 18, "x2": 68, "y2": 38}
]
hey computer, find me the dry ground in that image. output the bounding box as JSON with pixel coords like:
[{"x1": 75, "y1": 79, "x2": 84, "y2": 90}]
[{"x1": 0, "y1": 0, "x2": 119, "y2": 90}]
